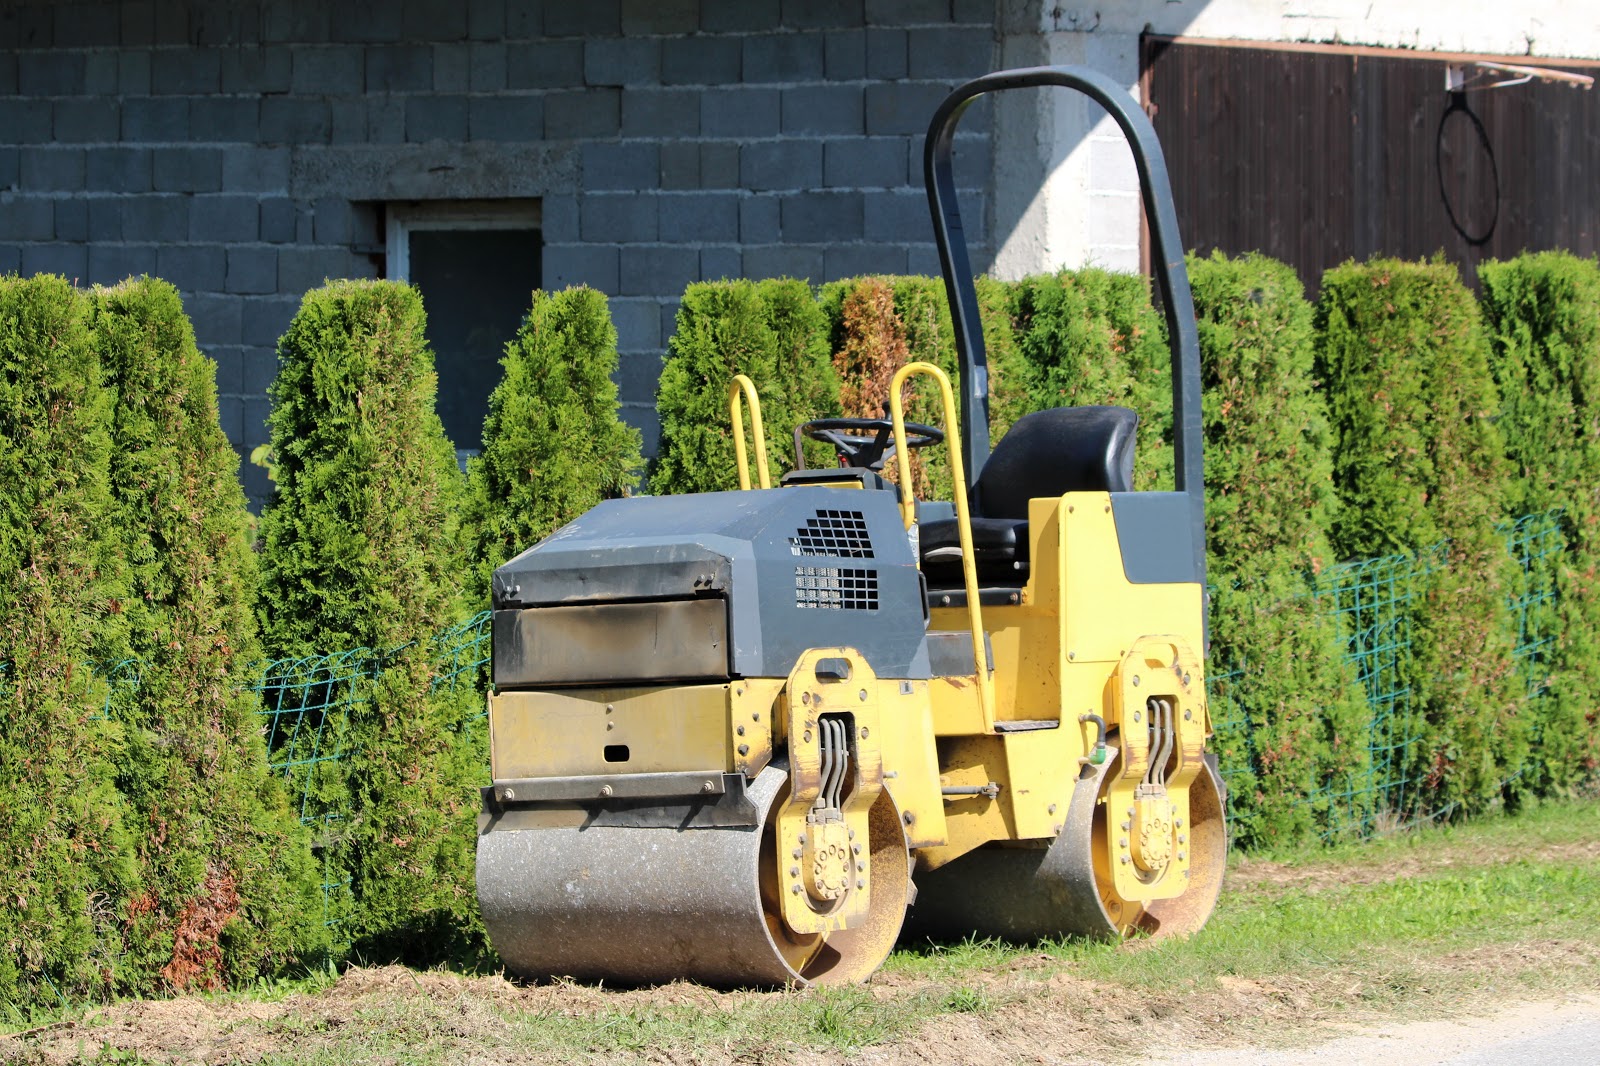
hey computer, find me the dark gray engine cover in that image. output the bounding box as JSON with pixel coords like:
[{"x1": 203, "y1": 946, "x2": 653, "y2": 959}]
[{"x1": 492, "y1": 487, "x2": 931, "y2": 681}]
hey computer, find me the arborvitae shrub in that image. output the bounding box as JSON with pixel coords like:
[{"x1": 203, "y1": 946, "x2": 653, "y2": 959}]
[
  {"x1": 652, "y1": 279, "x2": 837, "y2": 494},
  {"x1": 464, "y1": 287, "x2": 642, "y2": 599},
  {"x1": 92, "y1": 277, "x2": 324, "y2": 992},
  {"x1": 256, "y1": 280, "x2": 484, "y2": 966},
  {"x1": 1317, "y1": 258, "x2": 1522, "y2": 814},
  {"x1": 1006, "y1": 269, "x2": 1173, "y2": 490},
  {"x1": 976, "y1": 274, "x2": 1026, "y2": 447},
  {"x1": 1187, "y1": 252, "x2": 1369, "y2": 846},
  {"x1": 1479, "y1": 251, "x2": 1600, "y2": 791},
  {"x1": 0, "y1": 275, "x2": 140, "y2": 1008}
]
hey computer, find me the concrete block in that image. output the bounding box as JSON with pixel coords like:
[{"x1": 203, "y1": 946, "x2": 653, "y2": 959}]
[
  {"x1": 0, "y1": 99, "x2": 51, "y2": 144},
  {"x1": 190, "y1": 194, "x2": 262, "y2": 243},
  {"x1": 154, "y1": 147, "x2": 224, "y2": 193},
  {"x1": 609, "y1": 296, "x2": 661, "y2": 352},
  {"x1": 781, "y1": 0, "x2": 864, "y2": 29},
  {"x1": 0, "y1": 149, "x2": 15, "y2": 188},
  {"x1": 506, "y1": 41, "x2": 584, "y2": 89},
  {"x1": 241, "y1": 294, "x2": 299, "y2": 347},
  {"x1": 311, "y1": 197, "x2": 353, "y2": 243},
  {"x1": 586, "y1": 38, "x2": 660, "y2": 87},
  {"x1": 433, "y1": 43, "x2": 470, "y2": 91},
  {"x1": 468, "y1": 0, "x2": 506, "y2": 39},
  {"x1": 583, "y1": 142, "x2": 660, "y2": 191},
  {"x1": 700, "y1": 88, "x2": 779, "y2": 139},
  {"x1": 260, "y1": 1, "x2": 331, "y2": 44},
  {"x1": 659, "y1": 143, "x2": 699, "y2": 190},
  {"x1": 18, "y1": 52, "x2": 84, "y2": 96},
  {"x1": 367, "y1": 96, "x2": 406, "y2": 142},
  {"x1": 541, "y1": 195, "x2": 579, "y2": 242},
  {"x1": 700, "y1": 144, "x2": 741, "y2": 188},
  {"x1": 368, "y1": 44, "x2": 433, "y2": 92},
  {"x1": 824, "y1": 243, "x2": 907, "y2": 282},
  {"x1": 226, "y1": 246, "x2": 278, "y2": 294},
  {"x1": 122, "y1": 97, "x2": 189, "y2": 142},
  {"x1": 615, "y1": 352, "x2": 663, "y2": 406},
  {"x1": 904, "y1": 242, "x2": 941, "y2": 276},
  {"x1": 242, "y1": 342, "x2": 282, "y2": 393},
  {"x1": 661, "y1": 36, "x2": 741, "y2": 87},
  {"x1": 88, "y1": 243, "x2": 158, "y2": 286},
  {"x1": 331, "y1": 2, "x2": 401, "y2": 42},
  {"x1": 260, "y1": 97, "x2": 331, "y2": 144},
  {"x1": 742, "y1": 244, "x2": 823, "y2": 283},
  {"x1": 907, "y1": 25, "x2": 992, "y2": 78},
  {"x1": 825, "y1": 137, "x2": 908, "y2": 189},
  {"x1": 52, "y1": 98, "x2": 120, "y2": 143},
  {"x1": 22, "y1": 243, "x2": 89, "y2": 282},
  {"x1": 119, "y1": 51, "x2": 151, "y2": 95},
  {"x1": 467, "y1": 93, "x2": 543, "y2": 142},
  {"x1": 0, "y1": 53, "x2": 12, "y2": 94},
  {"x1": 278, "y1": 246, "x2": 351, "y2": 295},
  {"x1": 621, "y1": 0, "x2": 697, "y2": 36},
  {"x1": 659, "y1": 301, "x2": 682, "y2": 349},
  {"x1": 222, "y1": 46, "x2": 291, "y2": 94},
  {"x1": 0, "y1": 245, "x2": 17, "y2": 275},
  {"x1": 222, "y1": 147, "x2": 290, "y2": 193},
  {"x1": 53, "y1": 198, "x2": 88, "y2": 241},
  {"x1": 825, "y1": 30, "x2": 867, "y2": 79},
  {"x1": 12, "y1": 5, "x2": 50, "y2": 46},
  {"x1": 151, "y1": 2, "x2": 189, "y2": 45},
  {"x1": 1089, "y1": 136, "x2": 1138, "y2": 195},
  {"x1": 700, "y1": 247, "x2": 742, "y2": 283},
  {"x1": 21, "y1": 148, "x2": 86, "y2": 193},
  {"x1": 782, "y1": 191, "x2": 863, "y2": 243},
  {"x1": 700, "y1": 0, "x2": 779, "y2": 32},
  {"x1": 504, "y1": 2, "x2": 541, "y2": 37},
  {"x1": 120, "y1": 194, "x2": 189, "y2": 241},
  {"x1": 742, "y1": 33, "x2": 825, "y2": 83},
  {"x1": 865, "y1": 28, "x2": 908, "y2": 79},
  {"x1": 623, "y1": 88, "x2": 700, "y2": 139},
  {"x1": 544, "y1": 243, "x2": 620, "y2": 295},
  {"x1": 156, "y1": 244, "x2": 227, "y2": 292},
  {"x1": 865, "y1": 81, "x2": 947, "y2": 135},
  {"x1": 620, "y1": 401, "x2": 660, "y2": 459},
  {"x1": 950, "y1": 130, "x2": 992, "y2": 191},
  {"x1": 0, "y1": 197, "x2": 55, "y2": 241},
  {"x1": 659, "y1": 191, "x2": 740, "y2": 243},
  {"x1": 469, "y1": 43, "x2": 507, "y2": 90},
  {"x1": 866, "y1": 0, "x2": 951, "y2": 22},
  {"x1": 545, "y1": 88, "x2": 620, "y2": 139},
  {"x1": 544, "y1": 0, "x2": 620, "y2": 37},
  {"x1": 405, "y1": 0, "x2": 469, "y2": 40},
  {"x1": 190, "y1": 97, "x2": 261, "y2": 143},
  {"x1": 242, "y1": 396, "x2": 271, "y2": 450},
  {"x1": 406, "y1": 95, "x2": 468, "y2": 141},
  {"x1": 82, "y1": 52, "x2": 116, "y2": 95},
  {"x1": 739, "y1": 195, "x2": 781, "y2": 243},
  {"x1": 862, "y1": 189, "x2": 925, "y2": 242},
  {"x1": 291, "y1": 46, "x2": 364, "y2": 95},
  {"x1": 258, "y1": 198, "x2": 298, "y2": 242},
  {"x1": 329, "y1": 97, "x2": 366, "y2": 143},
  {"x1": 151, "y1": 47, "x2": 222, "y2": 94},
  {"x1": 741, "y1": 141, "x2": 821, "y2": 192},
  {"x1": 190, "y1": 292, "x2": 246, "y2": 347},
  {"x1": 208, "y1": 342, "x2": 245, "y2": 394},
  {"x1": 781, "y1": 85, "x2": 864, "y2": 136},
  {"x1": 88, "y1": 199, "x2": 123, "y2": 241},
  {"x1": 581, "y1": 192, "x2": 658, "y2": 242},
  {"x1": 620, "y1": 245, "x2": 699, "y2": 297},
  {"x1": 119, "y1": 0, "x2": 155, "y2": 45},
  {"x1": 350, "y1": 202, "x2": 382, "y2": 245}
]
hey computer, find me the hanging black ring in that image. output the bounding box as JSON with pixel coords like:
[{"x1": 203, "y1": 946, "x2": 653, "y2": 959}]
[{"x1": 1435, "y1": 91, "x2": 1499, "y2": 246}]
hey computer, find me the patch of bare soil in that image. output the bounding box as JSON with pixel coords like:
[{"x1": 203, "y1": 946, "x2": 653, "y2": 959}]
[{"x1": 1225, "y1": 837, "x2": 1600, "y2": 898}]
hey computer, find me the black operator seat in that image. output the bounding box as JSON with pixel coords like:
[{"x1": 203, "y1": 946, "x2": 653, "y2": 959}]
[{"x1": 921, "y1": 405, "x2": 1139, "y2": 586}]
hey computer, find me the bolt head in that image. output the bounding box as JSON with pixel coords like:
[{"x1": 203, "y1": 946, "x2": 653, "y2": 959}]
[
  {"x1": 501, "y1": 788, "x2": 515, "y2": 802},
  {"x1": 858, "y1": 689, "x2": 868, "y2": 702},
  {"x1": 852, "y1": 843, "x2": 861, "y2": 855},
  {"x1": 736, "y1": 725, "x2": 745, "y2": 736},
  {"x1": 1120, "y1": 856, "x2": 1130, "y2": 865},
  {"x1": 903, "y1": 812, "x2": 915, "y2": 825},
  {"x1": 737, "y1": 743, "x2": 749, "y2": 756},
  {"x1": 1047, "y1": 804, "x2": 1057, "y2": 815},
  {"x1": 1132, "y1": 675, "x2": 1140, "y2": 687},
  {"x1": 598, "y1": 785, "x2": 613, "y2": 797},
  {"x1": 793, "y1": 847, "x2": 803, "y2": 859},
  {"x1": 791, "y1": 884, "x2": 802, "y2": 895},
  {"x1": 606, "y1": 721, "x2": 615, "y2": 730},
  {"x1": 859, "y1": 727, "x2": 870, "y2": 739},
  {"x1": 789, "y1": 866, "x2": 800, "y2": 878},
  {"x1": 1184, "y1": 709, "x2": 1192, "y2": 721},
  {"x1": 1178, "y1": 852, "x2": 1186, "y2": 862},
  {"x1": 856, "y1": 879, "x2": 865, "y2": 890}
]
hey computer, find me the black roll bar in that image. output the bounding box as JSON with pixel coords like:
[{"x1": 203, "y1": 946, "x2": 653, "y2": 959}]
[{"x1": 923, "y1": 65, "x2": 1206, "y2": 591}]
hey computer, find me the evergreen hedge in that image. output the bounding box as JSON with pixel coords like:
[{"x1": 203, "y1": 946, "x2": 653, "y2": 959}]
[
  {"x1": 0, "y1": 275, "x2": 141, "y2": 1008},
  {"x1": 1187, "y1": 252, "x2": 1369, "y2": 846},
  {"x1": 256, "y1": 280, "x2": 485, "y2": 967},
  {"x1": 464, "y1": 286, "x2": 642, "y2": 600},
  {"x1": 92, "y1": 277, "x2": 324, "y2": 992},
  {"x1": 1317, "y1": 258, "x2": 1523, "y2": 814},
  {"x1": 1479, "y1": 251, "x2": 1600, "y2": 791},
  {"x1": 1004, "y1": 268, "x2": 1173, "y2": 490},
  {"x1": 652, "y1": 278, "x2": 836, "y2": 494}
]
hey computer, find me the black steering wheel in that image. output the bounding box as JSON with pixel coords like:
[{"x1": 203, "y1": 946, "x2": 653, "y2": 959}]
[{"x1": 796, "y1": 417, "x2": 944, "y2": 472}]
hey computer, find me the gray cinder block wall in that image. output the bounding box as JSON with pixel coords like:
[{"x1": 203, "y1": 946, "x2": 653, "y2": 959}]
[{"x1": 1, "y1": 0, "x2": 1002, "y2": 503}]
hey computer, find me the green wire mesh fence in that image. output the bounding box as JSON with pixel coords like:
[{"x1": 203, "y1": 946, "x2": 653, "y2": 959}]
[{"x1": 1207, "y1": 509, "x2": 1566, "y2": 839}]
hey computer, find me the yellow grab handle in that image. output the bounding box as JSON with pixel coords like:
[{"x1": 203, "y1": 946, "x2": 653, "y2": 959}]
[
  {"x1": 889, "y1": 362, "x2": 993, "y2": 722},
  {"x1": 728, "y1": 374, "x2": 771, "y2": 491}
]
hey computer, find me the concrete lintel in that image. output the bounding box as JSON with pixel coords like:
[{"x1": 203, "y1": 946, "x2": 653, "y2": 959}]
[{"x1": 290, "y1": 142, "x2": 579, "y2": 202}]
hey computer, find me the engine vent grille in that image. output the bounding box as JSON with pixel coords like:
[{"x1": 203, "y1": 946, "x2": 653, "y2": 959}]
[
  {"x1": 790, "y1": 509, "x2": 874, "y2": 558},
  {"x1": 795, "y1": 566, "x2": 879, "y2": 611}
]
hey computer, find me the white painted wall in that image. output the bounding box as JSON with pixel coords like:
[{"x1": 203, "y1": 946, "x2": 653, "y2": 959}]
[{"x1": 989, "y1": 0, "x2": 1600, "y2": 279}]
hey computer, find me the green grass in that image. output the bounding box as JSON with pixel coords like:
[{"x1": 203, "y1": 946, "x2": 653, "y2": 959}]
[{"x1": 7, "y1": 797, "x2": 1598, "y2": 1065}]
